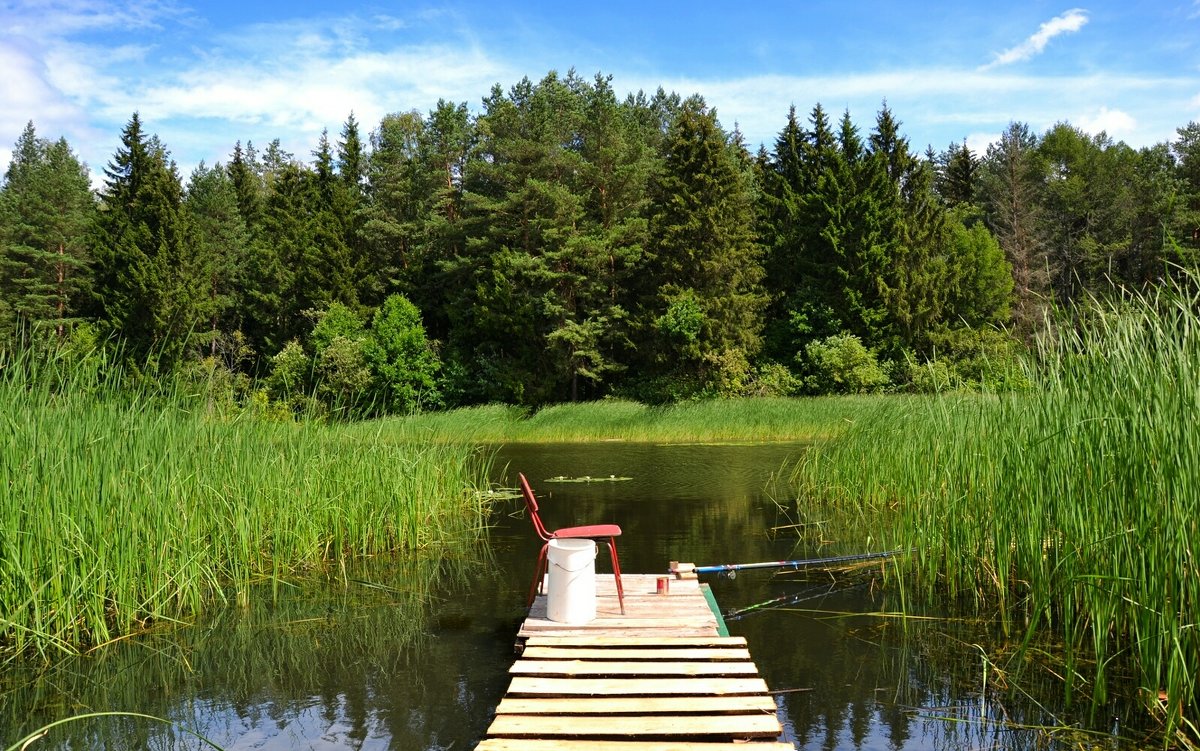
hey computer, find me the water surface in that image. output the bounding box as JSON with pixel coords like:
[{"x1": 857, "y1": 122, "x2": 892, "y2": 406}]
[{"x1": 2, "y1": 441, "x2": 1139, "y2": 749}]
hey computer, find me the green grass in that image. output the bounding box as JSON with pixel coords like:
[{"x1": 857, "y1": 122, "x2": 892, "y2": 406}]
[
  {"x1": 0, "y1": 349, "x2": 492, "y2": 663},
  {"x1": 788, "y1": 282, "x2": 1200, "y2": 743},
  {"x1": 361, "y1": 395, "x2": 882, "y2": 444}
]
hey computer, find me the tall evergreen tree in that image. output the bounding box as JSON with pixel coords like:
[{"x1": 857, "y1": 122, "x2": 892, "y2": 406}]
[
  {"x1": 94, "y1": 113, "x2": 198, "y2": 366},
  {"x1": 0, "y1": 122, "x2": 95, "y2": 339},
  {"x1": 362, "y1": 110, "x2": 430, "y2": 306},
  {"x1": 254, "y1": 160, "x2": 313, "y2": 350},
  {"x1": 645, "y1": 98, "x2": 766, "y2": 384},
  {"x1": 979, "y1": 122, "x2": 1051, "y2": 339},
  {"x1": 309, "y1": 130, "x2": 357, "y2": 310},
  {"x1": 449, "y1": 72, "x2": 592, "y2": 403},
  {"x1": 936, "y1": 141, "x2": 980, "y2": 208},
  {"x1": 183, "y1": 162, "x2": 249, "y2": 357}
]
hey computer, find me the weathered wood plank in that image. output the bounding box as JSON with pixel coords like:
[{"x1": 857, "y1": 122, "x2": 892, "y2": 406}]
[
  {"x1": 476, "y1": 741, "x2": 795, "y2": 751},
  {"x1": 487, "y1": 713, "x2": 782, "y2": 738},
  {"x1": 495, "y1": 695, "x2": 777, "y2": 715},
  {"x1": 523, "y1": 635, "x2": 747, "y2": 648},
  {"x1": 520, "y1": 647, "x2": 752, "y2": 661},
  {"x1": 511, "y1": 660, "x2": 759, "y2": 677},
  {"x1": 521, "y1": 617, "x2": 717, "y2": 631},
  {"x1": 518, "y1": 626, "x2": 721, "y2": 639},
  {"x1": 506, "y1": 676, "x2": 770, "y2": 696}
]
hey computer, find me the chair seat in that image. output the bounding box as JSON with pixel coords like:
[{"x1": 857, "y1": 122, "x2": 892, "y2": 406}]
[{"x1": 551, "y1": 523, "x2": 622, "y2": 539}]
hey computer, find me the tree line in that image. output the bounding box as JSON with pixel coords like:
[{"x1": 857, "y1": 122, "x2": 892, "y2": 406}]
[{"x1": 2, "y1": 70, "x2": 1198, "y2": 413}]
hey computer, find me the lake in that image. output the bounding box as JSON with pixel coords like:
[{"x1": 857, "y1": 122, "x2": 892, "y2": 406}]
[{"x1": 1, "y1": 441, "x2": 1140, "y2": 749}]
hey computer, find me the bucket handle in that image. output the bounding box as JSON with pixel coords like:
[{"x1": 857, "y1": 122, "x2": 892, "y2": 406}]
[{"x1": 550, "y1": 545, "x2": 598, "y2": 573}]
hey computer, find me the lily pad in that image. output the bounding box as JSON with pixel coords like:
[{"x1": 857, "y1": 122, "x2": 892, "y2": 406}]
[{"x1": 544, "y1": 475, "x2": 632, "y2": 483}]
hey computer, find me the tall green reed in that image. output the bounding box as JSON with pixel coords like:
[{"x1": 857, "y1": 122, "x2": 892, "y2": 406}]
[
  {"x1": 0, "y1": 347, "x2": 491, "y2": 662},
  {"x1": 790, "y1": 279, "x2": 1200, "y2": 743}
]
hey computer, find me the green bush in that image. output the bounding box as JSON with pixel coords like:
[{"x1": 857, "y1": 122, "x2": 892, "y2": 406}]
[{"x1": 803, "y1": 334, "x2": 890, "y2": 394}]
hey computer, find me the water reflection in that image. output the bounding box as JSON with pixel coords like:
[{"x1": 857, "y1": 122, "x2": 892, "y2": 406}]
[{"x1": 1, "y1": 441, "x2": 1142, "y2": 749}]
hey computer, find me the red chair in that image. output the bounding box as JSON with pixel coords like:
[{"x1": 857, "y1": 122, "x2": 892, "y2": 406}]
[{"x1": 519, "y1": 472, "x2": 625, "y2": 614}]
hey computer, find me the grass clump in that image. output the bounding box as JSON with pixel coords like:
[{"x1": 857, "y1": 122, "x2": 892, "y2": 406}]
[
  {"x1": 0, "y1": 347, "x2": 491, "y2": 663},
  {"x1": 788, "y1": 279, "x2": 1200, "y2": 743}
]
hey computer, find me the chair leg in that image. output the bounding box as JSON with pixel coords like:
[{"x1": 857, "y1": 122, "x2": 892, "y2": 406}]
[
  {"x1": 527, "y1": 543, "x2": 549, "y2": 607},
  {"x1": 606, "y1": 537, "x2": 625, "y2": 614}
]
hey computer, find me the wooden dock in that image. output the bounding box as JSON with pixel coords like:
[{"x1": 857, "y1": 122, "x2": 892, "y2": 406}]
[{"x1": 476, "y1": 569, "x2": 792, "y2": 750}]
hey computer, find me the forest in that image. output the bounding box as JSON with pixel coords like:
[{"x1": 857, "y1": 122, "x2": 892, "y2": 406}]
[{"x1": 2, "y1": 69, "x2": 1199, "y2": 415}]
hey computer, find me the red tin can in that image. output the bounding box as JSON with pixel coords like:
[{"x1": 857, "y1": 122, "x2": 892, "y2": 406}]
[{"x1": 656, "y1": 576, "x2": 670, "y2": 595}]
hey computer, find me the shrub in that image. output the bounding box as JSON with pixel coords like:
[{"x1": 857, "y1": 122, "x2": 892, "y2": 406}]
[{"x1": 803, "y1": 334, "x2": 890, "y2": 394}]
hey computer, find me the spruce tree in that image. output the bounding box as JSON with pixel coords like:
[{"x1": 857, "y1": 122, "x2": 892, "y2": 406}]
[
  {"x1": 94, "y1": 113, "x2": 198, "y2": 366},
  {"x1": 645, "y1": 98, "x2": 766, "y2": 386},
  {"x1": 309, "y1": 130, "x2": 357, "y2": 311},
  {"x1": 183, "y1": 162, "x2": 249, "y2": 357}
]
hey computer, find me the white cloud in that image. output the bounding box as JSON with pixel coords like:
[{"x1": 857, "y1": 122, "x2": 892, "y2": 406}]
[
  {"x1": 982, "y1": 9, "x2": 1090, "y2": 70},
  {"x1": 965, "y1": 132, "x2": 1002, "y2": 155},
  {"x1": 1075, "y1": 106, "x2": 1137, "y2": 137},
  {"x1": 634, "y1": 68, "x2": 1185, "y2": 150}
]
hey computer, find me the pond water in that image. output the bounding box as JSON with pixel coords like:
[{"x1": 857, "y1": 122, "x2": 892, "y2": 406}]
[{"x1": 2, "y1": 441, "x2": 1141, "y2": 749}]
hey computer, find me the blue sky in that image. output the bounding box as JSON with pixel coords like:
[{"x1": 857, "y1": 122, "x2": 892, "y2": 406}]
[{"x1": 3, "y1": 0, "x2": 1199, "y2": 185}]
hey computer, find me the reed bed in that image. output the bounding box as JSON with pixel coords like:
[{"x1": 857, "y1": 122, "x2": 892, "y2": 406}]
[
  {"x1": 789, "y1": 283, "x2": 1200, "y2": 742},
  {"x1": 365, "y1": 395, "x2": 881, "y2": 444},
  {"x1": 0, "y1": 351, "x2": 491, "y2": 663}
]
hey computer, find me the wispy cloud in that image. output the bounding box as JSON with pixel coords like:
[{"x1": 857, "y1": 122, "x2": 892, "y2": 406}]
[
  {"x1": 3, "y1": 0, "x2": 188, "y2": 39},
  {"x1": 981, "y1": 9, "x2": 1090, "y2": 70}
]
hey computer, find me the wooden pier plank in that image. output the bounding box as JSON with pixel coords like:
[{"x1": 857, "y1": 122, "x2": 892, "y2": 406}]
[
  {"x1": 510, "y1": 660, "x2": 760, "y2": 677},
  {"x1": 495, "y1": 695, "x2": 777, "y2": 715},
  {"x1": 520, "y1": 646, "x2": 753, "y2": 661},
  {"x1": 506, "y1": 676, "x2": 770, "y2": 696},
  {"x1": 477, "y1": 741, "x2": 795, "y2": 751},
  {"x1": 523, "y1": 635, "x2": 747, "y2": 648},
  {"x1": 487, "y1": 713, "x2": 782, "y2": 739}
]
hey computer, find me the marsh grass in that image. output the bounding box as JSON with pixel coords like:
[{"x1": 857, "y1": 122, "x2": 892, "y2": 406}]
[
  {"x1": 365, "y1": 395, "x2": 883, "y2": 444},
  {"x1": 789, "y1": 280, "x2": 1200, "y2": 742},
  {"x1": 0, "y1": 348, "x2": 491, "y2": 662}
]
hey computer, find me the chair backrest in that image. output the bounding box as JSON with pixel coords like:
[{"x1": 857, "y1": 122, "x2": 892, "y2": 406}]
[{"x1": 519, "y1": 473, "x2": 552, "y2": 541}]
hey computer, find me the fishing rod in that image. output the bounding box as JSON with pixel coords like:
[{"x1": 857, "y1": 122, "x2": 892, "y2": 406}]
[
  {"x1": 671, "y1": 549, "x2": 906, "y2": 579},
  {"x1": 724, "y1": 582, "x2": 841, "y2": 621}
]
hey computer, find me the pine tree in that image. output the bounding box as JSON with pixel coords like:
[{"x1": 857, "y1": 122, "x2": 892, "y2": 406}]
[
  {"x1": 0, "y1": 122, "x2": 95, "y2": 340},
  {"x1": 449, "y1": 72, "x2": 591, "y2": 403}
]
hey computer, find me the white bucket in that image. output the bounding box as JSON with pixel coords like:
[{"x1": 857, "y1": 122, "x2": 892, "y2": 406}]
[{"x1": 546, "y1": 538, "x2": 597, "y2": 624}]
